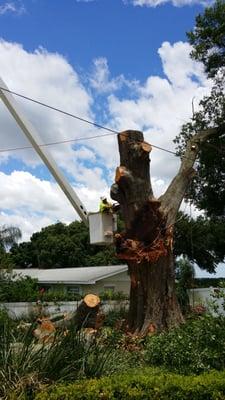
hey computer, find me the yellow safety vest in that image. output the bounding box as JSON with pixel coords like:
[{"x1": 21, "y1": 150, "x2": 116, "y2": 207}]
[{"x1": 99, "y1": 201, "x2": 111, "y2": 212}]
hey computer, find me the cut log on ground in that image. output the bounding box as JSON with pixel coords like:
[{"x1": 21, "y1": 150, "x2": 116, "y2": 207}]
[{"x1": 73, "y1": 294, "x2": 101, "y2": 330}]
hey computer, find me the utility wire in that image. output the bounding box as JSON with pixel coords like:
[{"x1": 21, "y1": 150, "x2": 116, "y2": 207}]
[
  {"x1": 0, "y1": 135, "x2": 179, "y2": 155},
  {"x1": 0, "y1": 132, "x2": 117, "y2": 153},
  {"x1": 0, "y1": 86, "x2": 118, "y2": 134},
  {"x1": 3, "y1": 86, "x2": 223, "y2": 158},
  {"x1": 1, "y1": 86, "x2": 224, "y2": 158},
  {"x1": 0, "y1": 85, "x2": 181, "y2": 157}
]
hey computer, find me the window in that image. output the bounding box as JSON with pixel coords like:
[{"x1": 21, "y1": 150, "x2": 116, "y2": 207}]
[{"x1": 67, "y1": 286, "x2": 81, "y2": 295}]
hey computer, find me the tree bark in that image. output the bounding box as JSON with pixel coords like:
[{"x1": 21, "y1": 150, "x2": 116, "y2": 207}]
[
  {"x1": 111, "y1": 128, "x2": 223, "y2": 334},
  {"x1": 73, "y1": 294, "x2": 100, "y2": 329},
  {"x1": 54, "y1": 294, "x2": 101, "y2": 330}
]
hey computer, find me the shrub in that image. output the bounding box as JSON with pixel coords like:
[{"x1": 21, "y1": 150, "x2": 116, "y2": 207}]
[
  {"x1": 0, "y1": 308, "x2": 10, "y2": 325},
  {"x1": 100, "y1": 291, "x2": 128, "y2": 301},
  {"x1": 0, "y1": 320, "x2": 132, "y2": 399},
  {"x1": 104, "y1": 307, "x2": 128, "y2": 328},
  {"x1": 0, "y1": 308, "x2": 18, "y2": 340},
  {"x1": 209, "y1": 282, "x2": 225, "y2": 314},
  {"x1": 0, "y1": 272, "x2": 38, "y2": 302},
  {"x1": 34, "y1": 368, "x2": 225, "y2": 400},
  {"x1": 0, "y1": 272, "x2": 82, "y2": 303},
  {"x1": 144, "y1": 314, "x2": 225, "y2": 374},
  {"x1": 40, "y1": 287, "x2": 82, "y2": 302}
]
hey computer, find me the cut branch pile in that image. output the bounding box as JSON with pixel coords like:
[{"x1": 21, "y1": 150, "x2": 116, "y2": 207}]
[{"x1": 20, "y1": 294, "x2": 103, "y2": 343}]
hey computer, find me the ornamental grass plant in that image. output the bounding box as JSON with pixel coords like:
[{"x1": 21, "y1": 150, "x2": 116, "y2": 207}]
[{"x1": 0, "y1": 314, "x2": 135, "y2": 400}]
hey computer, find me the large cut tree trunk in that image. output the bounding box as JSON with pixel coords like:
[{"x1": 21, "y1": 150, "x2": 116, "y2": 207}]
[{"x1": 111, "y1": 129, "x2": 223, "y2": 334}]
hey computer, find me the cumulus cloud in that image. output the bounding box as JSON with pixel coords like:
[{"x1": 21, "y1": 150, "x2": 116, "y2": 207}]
[
  {"x1": 0, "y1": 171, "x2": 105, "y2": 241},
  {"x1": 0, "y1": 40, "x2": 116, "y2": 238},
  {"x1": 158, "y1": 42, "x2": 207, "y2": 88},
  {"x1": 0, "y1": 38, "x2": 212, "y2": 240},
  {"x1": 124, "y1": 0, "x2": 212, "y2": 7},
  {"x1": 0, "y1": 40, "x2": 101, "y2": 180},
  {"x1": 107, "y1": 41, "x2": 211, "y2": 184},
  {"x1": 89, "y1": 57, "x2": 126, "y2": 93},
  {"x1": 0, "y1": 1, "x2": 25, "y2": 16}
]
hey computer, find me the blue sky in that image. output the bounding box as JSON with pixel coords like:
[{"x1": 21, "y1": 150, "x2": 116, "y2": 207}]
[
  {"x1": 0, "y1": 0, "x2": 223, "y2": 276},
  {"x1": 0, "y1": 0, "x2": 201, "y2": 79}
]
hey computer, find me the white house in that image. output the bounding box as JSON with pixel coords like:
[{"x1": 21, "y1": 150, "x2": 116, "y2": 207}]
[{"x1": 12, "y1": 265, "x2": 130, "y2": 296}]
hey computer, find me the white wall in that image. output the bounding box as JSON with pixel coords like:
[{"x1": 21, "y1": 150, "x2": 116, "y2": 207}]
[
  {"x1": 0, "y1": 300, "x2": 129, "y2": 319},
  {"x1": 189, "y1": 287, "x2": 225, "y2": 315}
]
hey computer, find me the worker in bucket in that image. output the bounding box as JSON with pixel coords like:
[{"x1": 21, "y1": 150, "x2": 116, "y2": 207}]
[
  {"x1": 99, "y1": 196, "x2": 120, "y2": 214},
  {"x1": 99, "y1": 196, "x2": 113, "y2": 213}
]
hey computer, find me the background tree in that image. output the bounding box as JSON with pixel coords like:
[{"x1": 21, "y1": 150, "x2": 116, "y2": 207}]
[
  {"x1": 10, "y1": 221, "x2": 121, "y2": 268},
  {"x1": 174, "y1": 73, "x2": 225, "y2": 218},
  {"x1": 0, "y1": 225, "x2": 21, "y2": 251},
  {"x1": 0, "y1": 225, "x2": 21, "y2": 269},
  {"x1": 187, "y1": 0, "x2": 225, "y2": 78},
  {"x1": 174, "y1": 212, "x2": 225, "y2": 273}
]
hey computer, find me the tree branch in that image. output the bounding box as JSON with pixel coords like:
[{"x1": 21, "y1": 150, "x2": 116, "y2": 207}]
[{"x1": 159, "y1": 126, "x2": 225, "y2": 224}]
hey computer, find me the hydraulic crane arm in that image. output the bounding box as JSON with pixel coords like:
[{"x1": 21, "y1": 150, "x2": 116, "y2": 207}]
[{"x1": 0, "y1": 77, "x2": 89, "y2": 225}]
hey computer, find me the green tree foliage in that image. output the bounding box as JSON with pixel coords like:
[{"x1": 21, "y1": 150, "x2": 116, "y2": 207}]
[
  {"x1": 0, "y1": 225, "x2": 22, "y2": 269},
  {"x1": 9, "y1": 211, "x2": 225, "y2": 271},
  {"x1": 10, "y1": 221, "x2": 120, "y2": 268},
  {"x1": 0, "y1": 225, "x2": 21, "y2": 251},
  {"x1": 176, "y1": 1, "x2": 225, "y2": 217},
  {"x1": 173, "y1": 1, "x2": 225, "y2": 274},
  {"x1": 174, "y1": 75, "x2": 225, "y2": 217},
  {"x1": 0, "y1": 271, "x2": 39, "y2": 302},
  {"x1": 174, "y1": 212, "x2": 225, "y2": 272},
  {"x1": 145, "y1": 314, "x2": 225, "y2": 374},
  {"x1": 187, "y1": 0, "x2": 225, "y2": 78}
]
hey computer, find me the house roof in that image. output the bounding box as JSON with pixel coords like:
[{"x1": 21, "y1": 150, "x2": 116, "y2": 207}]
[{"x1": 11, "y1": 265, "x2": 128, "y2": 285}]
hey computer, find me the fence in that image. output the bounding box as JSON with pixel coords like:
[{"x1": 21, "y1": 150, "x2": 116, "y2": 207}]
[{"x1": 0, "y1": 300, "x2": 129, "y2": 319}]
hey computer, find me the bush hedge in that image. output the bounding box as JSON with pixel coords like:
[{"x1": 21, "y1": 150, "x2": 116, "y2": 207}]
[
  {"x1": 34, "y1": 368, "x2": 225, "y2": 400},
  {"x1": 144, "y1": 314, "x2": 225, "y2": 374}
]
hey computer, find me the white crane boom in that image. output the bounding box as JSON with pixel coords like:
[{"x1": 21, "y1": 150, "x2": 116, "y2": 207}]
[{"x1": 0, "y1": 77, "x2": 88, "y2": 225}]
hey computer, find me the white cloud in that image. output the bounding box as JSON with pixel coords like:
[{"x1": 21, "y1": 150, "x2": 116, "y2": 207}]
[
  {"x1": 89, "y1": 57, "x2": 126, "y2": 93},
  {"x1": 0, "y1": 40, "x2": 101, "y2": 181},
  {"x1": 0, "y1": 38, "x2": 213, "y2": 240},
  {"x1": 107, "y1": 41, "x2": 212, "y2": 187},
  {"x1": 0, "y1": 171, "x2": 106, "y2": 240},
  {"x1": 158, "y1": 42, "x2": 207, "y2": 88},
  {"x1": 125, "y1": 0, "x2": 212, "y2": 6},
  {"x1": 0, "y1": 39, "x2": 117, "y2": 241},
  {"x1": 0, "y1": 212, "x2": 53, "y2": 242},
  {"x1": 0, "y1": 1, "x2": 25, "y2": 16}
]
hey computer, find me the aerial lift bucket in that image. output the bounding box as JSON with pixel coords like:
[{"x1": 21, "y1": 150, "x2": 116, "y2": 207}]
[{"x1": 89, "y1": 212, "x2": 117, "y2": 245}]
